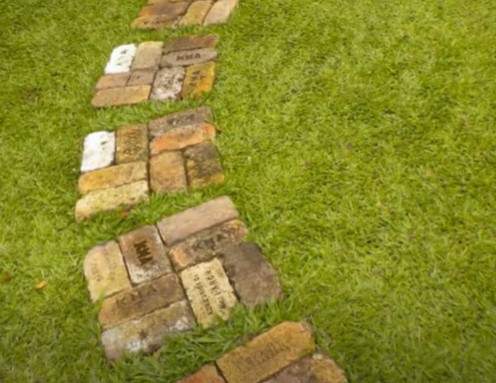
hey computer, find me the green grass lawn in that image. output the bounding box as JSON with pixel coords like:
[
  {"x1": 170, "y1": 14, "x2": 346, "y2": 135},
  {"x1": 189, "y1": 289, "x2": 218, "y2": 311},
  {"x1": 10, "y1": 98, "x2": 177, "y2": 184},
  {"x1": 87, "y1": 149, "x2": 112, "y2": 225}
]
[{"x1": 1, "y1": 0, "x2": 496, "y2": 381}]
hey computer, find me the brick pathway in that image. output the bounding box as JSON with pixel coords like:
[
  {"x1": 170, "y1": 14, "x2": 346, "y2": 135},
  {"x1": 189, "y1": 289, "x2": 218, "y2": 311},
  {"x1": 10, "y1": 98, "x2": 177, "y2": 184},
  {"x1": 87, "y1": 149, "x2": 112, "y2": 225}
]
[
  {"x1": 84, "y1": 197, "x2": 283, "y2": 361},
  {"x1": 132, "y1": 0, "x2": 239, "y2": 30},
  {"x1": 76, "y1": 108, "x2": 224, "y2": 221},
  {"x1": 92, "y1": 35, "x2": 218, "y2": 108},
  {"x1": 177, "y1": 322, "x2": 347, "y2": 383}
]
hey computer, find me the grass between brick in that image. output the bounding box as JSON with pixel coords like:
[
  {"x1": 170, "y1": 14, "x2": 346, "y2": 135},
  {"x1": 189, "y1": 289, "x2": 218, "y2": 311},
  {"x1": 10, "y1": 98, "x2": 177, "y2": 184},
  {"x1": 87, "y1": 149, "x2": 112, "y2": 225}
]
[{"x1": 1, "y1": 0, "x2": 495, "y2": 381}]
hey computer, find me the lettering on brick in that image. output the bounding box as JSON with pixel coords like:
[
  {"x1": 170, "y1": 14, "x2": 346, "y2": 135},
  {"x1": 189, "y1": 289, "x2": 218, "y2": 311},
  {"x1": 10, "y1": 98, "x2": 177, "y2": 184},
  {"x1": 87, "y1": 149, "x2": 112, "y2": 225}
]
[{"x1": 134, "y1": 240, "x2": 153, "y2": 265}]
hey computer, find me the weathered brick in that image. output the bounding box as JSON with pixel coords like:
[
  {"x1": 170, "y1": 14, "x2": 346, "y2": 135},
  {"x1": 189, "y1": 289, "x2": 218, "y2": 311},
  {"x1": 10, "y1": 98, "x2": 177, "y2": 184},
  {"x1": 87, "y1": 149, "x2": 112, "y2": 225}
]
[
  {"x1": 203, "y1": 0, "x2": 238, "y2": 26},
  {"x1": 139, "y1": 2, "x2": 189, "y2": 18},
  {"x1": 161, "y1": 48, "x2": 217, "y2": 68},
  {"x1": 115, "y1": 124, "x2": 149, "y2": 164},
  {"x1": 177, "y1": 364, "x2": 226, "y2": 383},
  {"x1": 181, "y1": 62, "x2": 216, "y2": 98},
  {"x1": 104, "y1": 44, "x2": 137, "y2": 74},
  {"x1": 156, "y1": 196, "x2": 238, "y2": 246},
  {"x1": 102, "y1": 300, "x2": 195, "y2": 362},
  {"x1": 78, "y1": 161, "x2": 147, "y2": 195},
  {"x1": 179, "y1": 1, "x2": 214, "y2": 26},
  {"x1": 262, "y1": 353, "x2": 348, "y2": 383},
  {"x1": 184, "y1": 142, "x2": 224, "y2": 188},
  {"x1": 150, "y1": 123, "x2": 215, "y2": 155},
  {"x1": 83, "y1": 241, "x2": 131, "y2": 303},
  {"x1": 75, "y1": 180, "x2": 149, "y2": 222},
  {"x1": 149, "y1": 151, "x2": 187, "y2": 193},
  {"x1": 132, "y1": 41, "x2": 164, "y2": 70},
  {"x1": 164, "y1": 34, "x2": 219, "y2": 53},
  {"x1": 149, "y1": 107, "x2": 212, "y2": 139},
  {"x1": 81, "y1": 131, "x2": 115, "y2": 173},
  {"x1": 169, "y1": 220, "x2": 248, "y2": 271},
  {"x1": 95, "y1": 73, "x2": 130, "y2": 90},
  {"x1": 150, "y1": 67, "x2": 185, "y2": 101},
  {"x1": 132, "y1": 15, "x2": 175, "y2": 29},
  {"x1": 128, "y1": 69, "x2": 156, "y2": 86},
  {"x1": 98, "y1": 273, "x2": 185, "y2": 329},
  {"x1": 222, "y1": 243, "x2": 283, "y2": 307},
  {"x1": 180, "y1": 258, "x2": 237, "y2": 328},
  {"x1": 91, "y1": 85, "x2": 151, "y2": 108},
  {"x1": 216, "y1": 322, "x2": 315, "y2": 383}
]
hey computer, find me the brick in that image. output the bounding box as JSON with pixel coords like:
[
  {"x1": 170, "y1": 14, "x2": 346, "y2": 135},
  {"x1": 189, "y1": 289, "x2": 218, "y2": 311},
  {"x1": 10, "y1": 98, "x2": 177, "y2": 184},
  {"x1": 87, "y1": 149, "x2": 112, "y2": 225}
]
[
  {"x1": 132, "y1": 41, "x2": 164, "y2": 70},
  {"x1": 115, "y1": 124, "x2": 149, "y2": 164},
  {"x1": 98, "y1": 273, "x2": 185, "y2": 329},
  {"x1": 81, "y1": 131, "x2": 115, "y2": 173},
  {"x1": 75, "y1": 180, "x2": 149, "y2": 222},
  {"x1": 149, "y1": 107, "x2": 212, "y2": 139},
  {"x1": 181, "y1": 62, "x2": 216, "y2": 98},
  {"x1": 118, "y1": 225, "x2": 172, "y2": 285},
  {"x1": 156, "y1": 196, "x2": 238, "y2": 246},
  {"x1": 139, "y1": 2, "x2": 189, "y2": 18},
  {"x1": 95, "y1": 73, "x2": 130, "y2": 90},
  {"x1": 204, "y1": 0, "x2": 238, "y2": 26},
  {"x1": 78, "y1": 161, "x2": 147, "y2": 195},
  {"x1": 177, "y1": 364, "x2": 225, "y2": 383},
  {"x1": 150, "y1": 67, "x2": 185, "y2": 101},
  {"x1": 161, "y1": 48, "x2": 217, "y2": 68},
  {"x1": 216, "y1": 322, "x2": 315, "y2": 383},
  {"x1": 150, "y1": 123, "x2": 216, "y2": 155},
  {"x1": 180, "y1": 258, "x2": 237, "y2": 328},
  {"x1": 169, "y1": 220, "x2": 247, "y2": 271},
  {"x1": 164, "y1": 34, "x2": 219, "y2": 53},
  {"x1": 223, "y1": 243, "x2": 283, "y2": 307},
  {"x1": 83, "y1": 241, "x2": 131, "y2": 303},
  {"x1": 132, "y1": 15, "x2": 175, "y2": 29},
  {"x1": 179, "y1": 1, "x2": 214, "y2": 26},
  {"x1": 262, "y1": 353, "x2": 348, "y2": 383},
  {"x1": 102, "y1": 300, "x2": 195, "y2": 362},
  {"x1": 184, "y1": 142, "x2": 224, "y2": 188},
  {"x1": 91, "y1": 85, "x2": 151, "y2": 108},
  {"x1": 149, "y1": 151, "x2": 187, "y2": 193},
  {"x1": 128, "y1": 69, "x2": 156, "y2": 86},
  {"x1": 104, "y1": 44, "x2": 137, "y2": 74}
]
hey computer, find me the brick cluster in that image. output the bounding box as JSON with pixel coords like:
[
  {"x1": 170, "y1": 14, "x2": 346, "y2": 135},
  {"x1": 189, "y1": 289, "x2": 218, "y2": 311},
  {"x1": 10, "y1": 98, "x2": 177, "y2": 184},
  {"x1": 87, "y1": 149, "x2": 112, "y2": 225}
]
[
  {"x1": 91, "y1": 35, "x2": 218, "y2": 108},
  {"x1": 177, "y1": 322, "x2": 348, "y2": 383},
  {"x1": 76, "y1": 107, "x2": 224, "y2": 222},
  {"x1": 133, "y1": 0, "x2": 239, "y2": 30},
  {"x1": 83, "y1": 197, "x2": 283, "y2": 361}
]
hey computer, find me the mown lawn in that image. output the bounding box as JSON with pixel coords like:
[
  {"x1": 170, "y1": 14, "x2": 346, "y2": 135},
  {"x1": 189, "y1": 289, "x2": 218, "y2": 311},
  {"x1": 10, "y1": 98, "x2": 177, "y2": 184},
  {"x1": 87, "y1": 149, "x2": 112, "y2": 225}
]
[{"x1": 1, "y1": 0, "x2": 495, "y2": 381}]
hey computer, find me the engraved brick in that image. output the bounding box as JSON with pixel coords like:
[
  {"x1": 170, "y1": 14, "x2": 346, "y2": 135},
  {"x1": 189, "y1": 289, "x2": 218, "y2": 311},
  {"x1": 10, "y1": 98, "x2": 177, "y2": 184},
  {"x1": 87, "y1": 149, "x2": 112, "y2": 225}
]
[
  {"x1": 78, "y1": 161, "x2": 147, "y2": 195},
  {"x1": 149, "y1": 107, "x2": 212, "y2": 139},
  {"x1": 128, "y1": 69, "x2": 156, "y2": 86},
  {"x1": 181, "y1": 62, "x2": 216, "y2": 98},
  {"x1": 216, "y1": 322, "x2": 315, "y2": 383},
  {"x1": 180, "y1": 258, "x2": 237, "y2": 328},
  {"x1": 223, "y1": 243, "x2": 283, "y2": 307},
  {"x1": 75, "y1": 180, "x2": 149, "y2": 222},
  {"x1": 115, "y1": 124, "x2": 149, "y2": 164},
  {"x1": 179, "y1": 1, "x2": 214, "y2": 26},
  {"x1": 132, "y1": 15, "x2": 175, "y2": 29},
  {"x1": 184, "y1": 142, "x2": 224, "y2": 188},
  {"x1": 204, "y1": 0, "x2": 238, "y2": 26},
  {"x1": 150, "y1": 67, "x2": 185, "y2": 101},
  {"x1": 149, "y1": 151, "x2": 187, "y2": 193},
  {"x1": 102, "y1": 301, "x2": 195, "y2": 362},
  {"x1": 132, "y1": 41, "x2": 164, "y2": 70},
  {"x1": 104, "y1": 44, "x2": 137, "y2": 74},
  {"x1": 156, "y1": 196, "x2": 238, "y2": 245},
  {"x1": 169, "y1": 220, "x2": 248, "y2": 271},
  {"x1": 150, "y1": 123, "x2": 215, "y2": 155},
  {"x1": 98, "y1": 273, "x2": 185, "y2": 329},
  {"x1": 164, "y1": 34, "x2": 219, "y2": 53},
  {"x1": 91, "y1": 85, "x2": 151, "y2": 108},
  {"x1": 83, "y1": 241, "x2": 131, "y2": 303},
  {"x1": 95, "y1": 73, "x2": 130, "y2": 90},
  {"x1": 161, "y1": 48, "x2": 217, "y2": 68},
  {"x1": 118, "y1": 225, "x2": 172, "y2": 285},
  {"x1": 177, "y1": 364, "x2": 225, "y2": 383},
  {"x1": 81, "y1": 131, "x2": 115, "y2": 173},
  {"x1": 139, "y1": 2, "x2": 189, "y2": 18}
]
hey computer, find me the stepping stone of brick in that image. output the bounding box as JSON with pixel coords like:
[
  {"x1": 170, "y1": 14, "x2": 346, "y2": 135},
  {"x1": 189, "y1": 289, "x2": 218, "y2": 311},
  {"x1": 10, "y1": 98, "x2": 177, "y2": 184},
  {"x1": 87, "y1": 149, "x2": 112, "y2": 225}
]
[
  {"x1": 102, "y1": 300, "x2": 195, "y2": 362},
  {"x1": 177, "y1": 364, "x2": 225, "y2": 383},
  {"x1": 128, "y1": 69, "x2": 156, "y2": 86},
  {"x1": 78, "y1": 161, "x2": 147, "y2": 195},
  {"x1": 223, "y1": 243, "x2": 283, "y2": 307},
  {"x1": 118, "y1": 225, "x2": 172, "y2": 285},
  {"x1": 75, "y1": 180, "x2": 149, "y2": 222},
  {"x1": 169, "y1": 220, "x2": 248, "y2": 271},
  {"x1": 150, "y1": 67, "x2": 185, "y2": 101},
  {"x1": 184, "y1": 141, "x2": 224, "y2": 188},
  {"x1": 99, "y1": 273, "x2": 184, "y2": 329},
  {"x1": 181, "y1": 62, "x2": 216, "y2": 98},
  {"x1": 115, "y1": 124, "x2": 149, "y2": 164},
  {"x1": 216, "y1": 322, "x2": 315, "y2": 383},
  {"x1": 149, "y1": 107, "x2": 212, "y2": 139},
  {"x1": 150, "y1": 123, "x2": 216, "y2": 155},
  {"x1": 163, "y1": 34, "x2": 219, "y2": 54},
  {"x1": 95, "y1": 73, "x2": 130, "y2": 90},
  {"x1": 204, "y1": 0, "x2": 238, "y2": 26},
  {"x1": 132, "y1": 15, "x2": 174, "y2": 29},
  {"x1": 83, "y1": 241, "x2": 131, "y2": 303},
  {"x1": 91, "y1": 85, "x2": 151, "y2": 108},
  {"x1": 132, "y1": 41, "x2": 164, "y2": 70},
  {"x1": 157, "y1": 196, "x2": 238, "y2": 246},
  {"x1": 105, "y1": 44, "x2": 137, "y2": 74},
  {"x1": 81, "y1": 131, "x2": 115, "y2": 173},
  {"x1": 179, "y1": 1, "x2": 214, "y2": 26},
  {"x1": 139, "y1": 2, "x2": 189, "y2": 19},
  {"x1": 149, "y1": 151, "x2": 188, "y2": 193},
  {"x1": 161, "y1": 48, "x2": 218, "y2": 68},
  {"x1": 180, "y1": 258, "x2": 238, "y2": 328}
]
